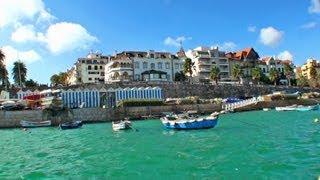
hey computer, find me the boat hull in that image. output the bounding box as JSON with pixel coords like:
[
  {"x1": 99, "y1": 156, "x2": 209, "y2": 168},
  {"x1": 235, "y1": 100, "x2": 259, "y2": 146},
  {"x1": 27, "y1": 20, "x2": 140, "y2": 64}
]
[
  {"x1": 20, "y1": 120, "x2": 52, "y2": 128},
  {"x1": 112, "y1": 121, "x2": 131, "y2": 131},
  {"x1": 60, "y1": 121, "x2": 82, "y2": 130},
  {"x1": 161, "y1": 116, "x2": 219, "y2": 130}
]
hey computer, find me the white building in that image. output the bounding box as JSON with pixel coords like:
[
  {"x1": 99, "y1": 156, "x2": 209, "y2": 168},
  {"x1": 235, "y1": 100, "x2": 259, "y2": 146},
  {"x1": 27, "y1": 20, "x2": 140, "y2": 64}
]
[
  {"x1": 70, "y1": 52, "x2": 110, "y2": 84},
  {"x1": 187, "y1": 46, "x2": 230, "y2": 83},
  {"x1": 105, "y1": 49, "x2": 185, "y2": 83}
]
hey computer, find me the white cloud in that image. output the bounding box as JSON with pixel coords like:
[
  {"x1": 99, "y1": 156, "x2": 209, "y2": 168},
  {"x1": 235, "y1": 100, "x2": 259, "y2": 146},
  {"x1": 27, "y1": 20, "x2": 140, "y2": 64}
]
[
  {"x1": 11, "y1": 24, "x2": 37, "y2": 43},
  {"x1": 44, "y1": 22, "x2": 98, "y2": 54},
  {"x1": 259, "y1": 27, "x2": 284, "y2": 47},
  {"x1": 0, "y1": 0, "x2": 54, "y2": 28},
  {"x1": 248, "y1": 26, "x2": 256, "y2": 32},
  {"x1": 278, "y1": 50, "x2": 293, "y2": 60},
  {"x1": 1, "y1": 46, "x2": 41, "y2": 67},
  {"x1": 213, "y1": 41, "x2": 237, "y2": 52},
  {"x1": 301, "y1": 21, "x2": 317, "y2": 29},
  {"x1": 309, "y1": 0, "x2": 320, "y2": 14},
  {"x1": 164, "y1": 36, "x2": 192, "y2": 47}
]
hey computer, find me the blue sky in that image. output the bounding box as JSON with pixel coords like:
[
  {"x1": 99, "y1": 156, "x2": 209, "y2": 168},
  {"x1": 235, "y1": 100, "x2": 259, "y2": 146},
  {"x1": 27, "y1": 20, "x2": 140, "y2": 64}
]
[{"x1": 1, "y1": 0, "x2": 320, "y2": 84}]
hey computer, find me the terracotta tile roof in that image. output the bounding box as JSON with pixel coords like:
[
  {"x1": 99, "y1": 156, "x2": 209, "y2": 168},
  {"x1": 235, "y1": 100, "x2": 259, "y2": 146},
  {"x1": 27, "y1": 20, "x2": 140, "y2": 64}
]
[
  {"x1": 231, "y1": 47, "x2": 259, "y2": 61},
  {"x1": 177, "y1": 47, "x2": 186, "y2": 58}
]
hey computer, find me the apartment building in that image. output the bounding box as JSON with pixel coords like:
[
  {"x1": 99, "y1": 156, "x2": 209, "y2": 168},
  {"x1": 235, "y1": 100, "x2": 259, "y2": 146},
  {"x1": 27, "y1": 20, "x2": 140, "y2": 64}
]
[
  {"x1": 300, "y1": 58, "x2": 320, "y2": 79},
  {"x1": 69, "y1": 52, "x2": 110, "y2": 85},
  {"x1": 187, "y1": 46, "x2": 230, "y2": 83},
  {"x1": 105, "y1": 49, "x2": 185, "y2": 83}
]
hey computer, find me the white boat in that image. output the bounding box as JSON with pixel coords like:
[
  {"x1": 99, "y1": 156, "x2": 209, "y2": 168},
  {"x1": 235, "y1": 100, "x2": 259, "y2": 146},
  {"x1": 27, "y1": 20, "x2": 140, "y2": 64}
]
[
  {"x1": 20, "y1": 120, "x2": 52, "y2": 128},
  {"x1": 263, "y1": 108, "x2": 270, "y2": 111},
  {"x1": 275, "y1": 104, "x2": 297, "y2": 111},
  {"x1": 112, "y1": 120, "x2": 132, "y2": 131}
]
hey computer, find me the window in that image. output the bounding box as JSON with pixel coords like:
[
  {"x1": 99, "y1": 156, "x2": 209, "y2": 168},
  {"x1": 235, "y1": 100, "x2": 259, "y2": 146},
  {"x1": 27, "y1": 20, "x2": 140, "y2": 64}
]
[
  {"x1": 154, "y1": 74, "x2": 159, "y2": 79},
  {"x1": 88, "y1": 78, "x2": 92, "y2": 81},
  {"x1": 175, "y1": 63, "x2": 179, "y2": 69},
  {"x1": 167, "y1": 74, "x2": 170, "y2": 80},
  {"x1": 82, "y1": 60, "x2": 85, "y2": 63},
  {"x1": 263, "y1": 68, "x2": 266, "y2": 73},
  {"x1": 151, "y1": 63, "x2": 155, "y2": 69},
  {"x1": 94, "y1": 65, "x2": 98, "y2": 70},
  {"x1": 135, "y1": 62, "x2": 140, "y2": 69},
  {"x1": 150, "y1": 54, "x2": 154, "y2": 58},
  {"x1": 143, "y1": 62, "x2": 148, "y2": 69},
  {"x1": 100, "y1": 66, "x2": 103, "y2": 69},
  {"x1": 88, "y1": 65, "x2": 92, "y2": 70},
  {"x1": 101, "y1": 72, "x2": 105, "y2": 76},
  {"x1": 166, "y1": 63, "x2": 170, "y2": 69},
  {"x1": 135, "y1": 74, "x2": 140, "y2": 80},
  {"x1": 278, "y1": 68, "x2": 281, "y2": 72},
  {"x1": 158, "y1": 62, "x2": 162, "y2": 69}
]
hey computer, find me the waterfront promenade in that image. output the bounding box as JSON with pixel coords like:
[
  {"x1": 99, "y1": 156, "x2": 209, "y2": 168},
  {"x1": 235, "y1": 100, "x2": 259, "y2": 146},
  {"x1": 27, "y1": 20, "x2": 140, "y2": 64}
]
[{"x1": 0, "y1": 98, "x2": 318, "y2": 128}]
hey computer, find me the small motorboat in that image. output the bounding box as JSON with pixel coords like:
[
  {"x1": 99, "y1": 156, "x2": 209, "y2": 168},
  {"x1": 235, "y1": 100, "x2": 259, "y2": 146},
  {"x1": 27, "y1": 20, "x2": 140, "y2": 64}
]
[
  {"x1": 112, "y1": 119, "x2": 132, "y2": 131},
  {"x1": 20, "y1": 120, "x2": 52, "y2": 128},
  {"x1": 263, "y1": 108, "x2": 270, "y2": 111},
  {"x1": 59, "y1": 120, "x2": 82, "y2": 130},
  {"x1": 275, "y1": 104, "x2": 297, "y2": 111}
]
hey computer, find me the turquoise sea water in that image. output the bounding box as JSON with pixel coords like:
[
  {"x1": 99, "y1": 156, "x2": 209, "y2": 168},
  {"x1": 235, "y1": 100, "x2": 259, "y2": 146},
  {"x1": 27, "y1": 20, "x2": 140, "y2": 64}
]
[{"x1": 1, "y1": 110, "x2": 320, "y2": 179}]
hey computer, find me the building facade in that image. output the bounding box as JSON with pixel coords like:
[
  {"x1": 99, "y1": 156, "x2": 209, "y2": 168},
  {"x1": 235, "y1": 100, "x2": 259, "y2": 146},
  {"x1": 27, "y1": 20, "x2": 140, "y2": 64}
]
[
  {"x1": 300, "y1": 58, "x2": 320, "y2": 79},
  {"x1": 105, "y1": 50, "x2": 184, "y2": 83},
  {"x1": 69, "y1": 52, "x2": 110, "y2": 85},
  {"x1": 187, "y1": 46, "x2": 230, "y2": 83},
  {"x1": 226, "y1": 47, "x2": 260, "y2": 79}
]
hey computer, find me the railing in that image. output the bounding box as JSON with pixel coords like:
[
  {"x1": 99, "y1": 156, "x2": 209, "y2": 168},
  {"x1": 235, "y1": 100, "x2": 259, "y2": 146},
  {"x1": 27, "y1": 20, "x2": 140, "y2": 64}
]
[{"x1": 223, "y1": 96, "x2": 264, "y2": 111}]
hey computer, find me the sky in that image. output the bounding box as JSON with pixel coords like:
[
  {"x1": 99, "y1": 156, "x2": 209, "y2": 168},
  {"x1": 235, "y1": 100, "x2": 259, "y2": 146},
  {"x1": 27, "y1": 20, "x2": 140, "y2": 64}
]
[{"x1": 1, "y1": 0, "x2": 320, "y2": 84}]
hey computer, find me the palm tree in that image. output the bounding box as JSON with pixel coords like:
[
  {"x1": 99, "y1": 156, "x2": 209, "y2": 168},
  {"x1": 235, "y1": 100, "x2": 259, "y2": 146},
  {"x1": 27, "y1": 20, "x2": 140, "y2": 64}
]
[
  {"x1": 183, "y1": 58, "x2": 194, "y2": 83},
  {"x1": 0, "y1": 63, "x2": 9, "y2": 88},
  {"x1": 0, "y1": 50, "x2": 9, "y2": 88},
  {"x1": 50, "y1": 74, "x2": 60, "y2": 86},
  {"x1": 209, "y1": 66, "x2": 220, "y2": 85},
  {"x1": 269, "y1": 67, "x2": 279, "y2": 86},
  {"x1": 174, "y1": 71, "x2": 187, "y2": 82},
  {"x1": 284, "y1": 64, "x2": 293, "y2": 86},
  {"x1": 0, "y1": 49, "x2": 5, "y2": 64},
  {"x1": 251, "y1": 67, "x2": 262, "y2": 84},
  {"x1": 12, "y1": 61, "x2": 27, "y2": 87},
  {"x1": 59, "y1": 72, "x2": 69, "y2": 86},
  {"x1": 231, "y1": 64, "x2": 242, "y2": 84},
  {"x1": 25, "y1": 79, "x2": 38, "y2": 88}
]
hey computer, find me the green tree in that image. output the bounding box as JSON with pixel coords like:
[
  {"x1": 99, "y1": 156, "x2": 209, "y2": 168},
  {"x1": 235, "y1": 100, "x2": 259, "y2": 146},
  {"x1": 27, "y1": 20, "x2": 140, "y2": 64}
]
[
  {"x1": 231, "y1": 64, "x2": 242, "y2": 84},
  {"x1": 174, "y1": 71, "x2": 187, "y2": 82},
  {"x1": 183, "y1": 58, "x2": 194, "y2": 83},
  {"x1": 251, "y1": 67, "x2": 262, "y2": 84},
  {"x1": 50, "y1": 74, "x2": 60, "y2": 86},
  {"x1": 12, "y1": 61, "x2": 27, "y2": 87},
  {"x1": 0, "y1": 63, "x2": 9, "y2": 88},
  {"x1": 0, "y1": 49, "x2": 4, "y2": 64},
  {"x1": 284, "y1": 64, "x2": 293, "y2": 86},
  {"x1": 59, "y1": 72, "x2": 69, "y2": 86},
  {"x1": 297, "y1": 76, "x2": 309, "y2": 87},
  {"x1": 209, "y1": 66, "x2": 220, "y2": 85},
  {"x1": 269, "y1": 68, "x2": 279, "y2": 86},
  {"x1": 0, "y1": 49, "x2": 9, "y2": 88},
  {"x1": 25, "y1": 79, "x2": 38, "y2": 89}
]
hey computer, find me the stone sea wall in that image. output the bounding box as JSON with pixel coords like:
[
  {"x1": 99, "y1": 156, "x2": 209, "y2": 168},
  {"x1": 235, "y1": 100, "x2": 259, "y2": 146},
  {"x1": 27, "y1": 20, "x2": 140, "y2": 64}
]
[
  {"x1": 65, "y1": 82, "x2": 318, "y2": 99},
  {"x1": 0, "y1": 104, "x2": 222, "y2": 128}
]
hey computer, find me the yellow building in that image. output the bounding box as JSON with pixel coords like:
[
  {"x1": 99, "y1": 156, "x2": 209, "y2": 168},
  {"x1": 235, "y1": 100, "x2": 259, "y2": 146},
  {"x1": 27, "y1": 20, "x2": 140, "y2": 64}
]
[{"x1": 300, "y1": 58, "x2": 320, "y2": 79}]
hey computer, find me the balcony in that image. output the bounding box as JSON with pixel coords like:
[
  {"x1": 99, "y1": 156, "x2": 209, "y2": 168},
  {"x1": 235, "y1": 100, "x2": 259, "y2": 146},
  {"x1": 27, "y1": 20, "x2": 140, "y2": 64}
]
[
  {"x1": 220, "y1": 68, "x2": 229, "y2": 72},
  {"x1": 197, "y1": 59, "x2": 211, "y2": 65},
  {"x1": 198, "y1": 68, "x2": 211, "y2": 72}
]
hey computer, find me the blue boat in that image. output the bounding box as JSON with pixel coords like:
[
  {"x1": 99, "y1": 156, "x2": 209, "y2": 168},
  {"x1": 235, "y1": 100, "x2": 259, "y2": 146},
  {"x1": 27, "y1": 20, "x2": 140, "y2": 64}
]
[
  {"x1": 59, "y1": 120, "x2": 82, "y2": 130},
  {"x1": 160, "y1": 112, "x2": 219, "y2": 129}
]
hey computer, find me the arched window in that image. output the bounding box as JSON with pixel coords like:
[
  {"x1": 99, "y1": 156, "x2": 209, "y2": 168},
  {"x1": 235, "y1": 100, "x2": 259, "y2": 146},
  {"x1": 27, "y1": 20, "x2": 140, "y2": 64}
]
[
  {"x1": 158, "y1": 62, "x2": 162, "y2": 69},
  {"x1": 151, "y1": 63, "x2": 155, "y2": 69},
  {"x1": 143, "y1": 62, "x2": 148, "y2": 69},
  {"x1": 135, "y1": 62, "x2": 140, "y2": 68}
]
